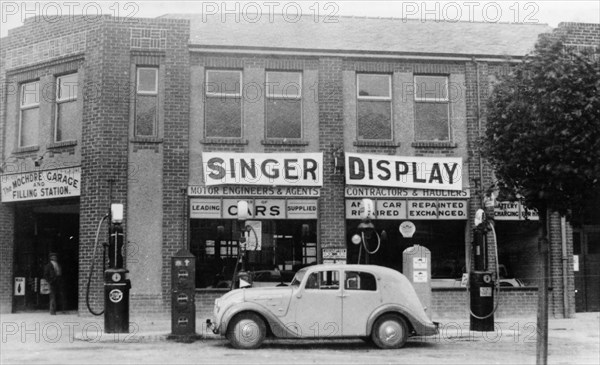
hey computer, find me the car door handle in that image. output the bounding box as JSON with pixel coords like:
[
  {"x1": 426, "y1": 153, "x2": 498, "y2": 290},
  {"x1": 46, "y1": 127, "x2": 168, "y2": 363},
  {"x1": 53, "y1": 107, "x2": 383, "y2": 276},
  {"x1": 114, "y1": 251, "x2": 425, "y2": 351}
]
[{"x1": 336, "y1": 294, "x2": 347, "y2": 298}]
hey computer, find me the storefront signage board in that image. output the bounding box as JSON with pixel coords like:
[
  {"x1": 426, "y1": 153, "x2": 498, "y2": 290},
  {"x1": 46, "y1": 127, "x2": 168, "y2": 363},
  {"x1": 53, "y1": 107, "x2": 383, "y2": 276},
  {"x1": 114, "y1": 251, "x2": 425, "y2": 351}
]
[
  {"x1": 191, "y1": 198, "x2": 318, "y2": 220},
  {"x1": 346, "y1": 199, "x2": 467, "y2": 220},
  {"x1": 494, "y1": 201, "x2": 539, "y2": 221},
  {"x1": 189, "y1": 185, "x2": 321, "y2": 197},
  {"x1": 345, "y1": 153, "x2": 462, "y2": 191},
  {"x1": 1, "y1": 166, "x2": 81, "y2": 202},
  {"x1": 345, "y1": 186, "x2": 470, "y2": 198},
  {"x1": 202, "y1": 152, "x2": 323, "y2": 187}
]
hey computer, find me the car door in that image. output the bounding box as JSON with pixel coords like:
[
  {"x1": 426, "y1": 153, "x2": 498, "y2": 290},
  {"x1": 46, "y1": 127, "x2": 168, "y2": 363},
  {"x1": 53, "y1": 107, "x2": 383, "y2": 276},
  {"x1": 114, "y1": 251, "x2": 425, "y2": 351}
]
[
  {"x1": 294, "y1": 269, "x2": 343, "y2": 338},
  {"x1": 341, "y1": 270, "x2": 381, "y2": 336}
]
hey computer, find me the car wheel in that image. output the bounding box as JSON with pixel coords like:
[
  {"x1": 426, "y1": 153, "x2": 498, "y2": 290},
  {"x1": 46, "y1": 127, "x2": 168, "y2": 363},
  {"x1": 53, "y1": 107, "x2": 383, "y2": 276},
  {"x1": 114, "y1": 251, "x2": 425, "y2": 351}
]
[
  {"x1": 226, "y1": 312, "x2": 266, "y2": 349},
  {"x1": 371, "y1": 314, "x2": 408, "y2": 349}
]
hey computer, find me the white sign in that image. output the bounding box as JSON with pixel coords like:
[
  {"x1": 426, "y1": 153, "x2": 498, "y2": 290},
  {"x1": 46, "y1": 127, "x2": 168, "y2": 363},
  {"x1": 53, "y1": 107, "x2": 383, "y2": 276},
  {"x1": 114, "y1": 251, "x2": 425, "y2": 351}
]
[
  {"x1": 573, "y1": 255, "x2": 579, "y2": 272},
  {"x1": 494, "y1": 201, "x2": 540, "y2": 221},
  {"x1": 322, "y1": 248, "x2": 347, "y2": 260},
  {"x1": 413, "y1": 271, "x2": 428, "y2": 283},
  {"x1": 345, "y1": 199, "x2": 468, "y2": 220},
  {"x1": 287, "y1": 200, "x2": 318, "y2": 219},
  {"x1": 191, "y1": 198, "x2": 318, "y2": 220},
  {"x1": 189, "y1": 185, "x2": 321, "y2": 197},
  {"x1": 345, "y1": 153, "x2": 462, "y2": 191},
  {"x1": 460, "y1": 273, "x2": 469, "y2": 287},
  {"x1": 399, "y1": 221, "x2": 416, "y2": 238},
  {"x1": 345, "y1": 187, "x2": 470, "y2": 198},
  {"x1": 14, "y1": 277, "x2": 25, "y2": 296},
  {"x1": 190, "y1": 198, "x2": 221, "y2": 219},
  {"x1": 1, "y1": 167, "x2": 81, "y2": 202},
  {"x1": 480, "y1": 287, "x2": 492, "y2": 297},
  {"x1": 40, "y1": 279, "x2": 50, "y2": 294},
  {"x1": 203, "y1": 152, "x2": 323, "y2": 186},
  {"x1": 413, "y1": 257, "x2": 427, "y2": 269}
]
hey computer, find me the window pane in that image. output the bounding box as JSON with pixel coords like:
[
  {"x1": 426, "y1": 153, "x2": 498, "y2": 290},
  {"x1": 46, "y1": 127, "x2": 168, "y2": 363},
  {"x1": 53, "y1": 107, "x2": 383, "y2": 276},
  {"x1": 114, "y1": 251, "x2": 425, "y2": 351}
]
[
  {"x1": 206, "y1": 71, "x2": 241, "y2": 95},
  {"x1": 266, "y1": 99, "x2": 301, "y2": 139},
  {"x1": 56, "y1": 101, "x2": 79, "y2": 141},
  {"x1": 57, "y1": 73, "x2": 78, "y2": 101},
  {"x1": 20, "y1": 108, "x2": 39, "y2": 146},
  {"x1": 138, "y1": 68, "x2": 157, "y2": 93},
  {"x1": 345, "y1": 271, "x2": 377, "y2": 291},
  {"x1": 266, "y1": 72, "x2": 301, "y2": 97},
  {"x1": 415, "y1": 75, "x2": 448, "y2": 100},
  {"x1": 358, "y1": 100, "x2": 391, "y2": 140},
  {"x1": 135, "y1": 95, "x2": 157, "y2": 136},
  {"x1": 205, "y1": 97, "x2": 242, "y2": 138},
  {"x1": 415, "y1": 102, "x2": 449, "y2": 141},
  {"x1": 21, "y1": 82, "x2": 39, "y2": 106},
  {"x1": 357, "y1": 74, "x2": 390, "y2": 98}
]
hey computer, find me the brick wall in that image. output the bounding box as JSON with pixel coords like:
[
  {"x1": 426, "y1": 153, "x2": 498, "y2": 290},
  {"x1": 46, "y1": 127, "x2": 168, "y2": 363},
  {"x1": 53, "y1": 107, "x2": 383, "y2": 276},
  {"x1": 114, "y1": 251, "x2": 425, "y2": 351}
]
[{"x1": 431, "y1": 288, "x2": 538, "y2": 319}]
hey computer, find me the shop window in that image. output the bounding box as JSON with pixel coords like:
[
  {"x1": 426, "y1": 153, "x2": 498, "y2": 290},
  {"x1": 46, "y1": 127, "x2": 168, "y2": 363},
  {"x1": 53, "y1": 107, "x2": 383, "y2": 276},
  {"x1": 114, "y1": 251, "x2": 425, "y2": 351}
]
[
  {"x1": 205, "y1": 70, "x2": 242, "y2": 138},
  {"x1": 19, "y1": 81, "x2": 40, "y2": 148},
  {"x1": 345, "y1": 219, "x2": 465, "y2": 278},
  {"x1": 135, "y1": 67, "x2": 158, "y2": 137},
  {"x1": 190, "y1": 219, "x2": 317, "y2": 289},
  {"x1": 54, "y1": 73, "x2": 79, "y2": 142},
  {"x1": 344, "y1": 271, "x2": 377, "y2": 291},
  {"x1": 265, "y1": 71, "x2": 302, "y2": 139},
  {"x1": 357, "y1": 74, "x2": 392, "y2": 140},
  {"x1": 414, "y1": 75, "x2": 450, "y2": 141}
]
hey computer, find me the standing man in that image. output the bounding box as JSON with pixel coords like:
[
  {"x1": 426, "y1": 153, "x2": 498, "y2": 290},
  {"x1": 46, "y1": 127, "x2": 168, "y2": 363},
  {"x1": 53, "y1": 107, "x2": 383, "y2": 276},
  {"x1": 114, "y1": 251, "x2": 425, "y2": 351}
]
[{"x1": 43, "y1": 253, "x2": 65, "y2": 315}]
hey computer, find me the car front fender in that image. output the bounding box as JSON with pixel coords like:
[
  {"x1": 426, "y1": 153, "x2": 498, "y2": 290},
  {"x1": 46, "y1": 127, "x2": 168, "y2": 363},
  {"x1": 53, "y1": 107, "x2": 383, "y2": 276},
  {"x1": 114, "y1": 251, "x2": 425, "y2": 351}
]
[
  {"x1": 366, "y1": 304, "x2": 439, "y2": 337},
  {"x1": 220, "y1": 302, "x2": 299, "y2": 338}
]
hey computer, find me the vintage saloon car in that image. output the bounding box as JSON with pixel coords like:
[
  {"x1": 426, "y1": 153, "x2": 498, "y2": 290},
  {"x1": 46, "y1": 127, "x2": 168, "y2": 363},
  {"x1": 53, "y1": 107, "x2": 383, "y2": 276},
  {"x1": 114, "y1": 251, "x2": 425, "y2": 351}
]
[{"x1": 206, "y1": 264, "x2": 438, "y2": 349}]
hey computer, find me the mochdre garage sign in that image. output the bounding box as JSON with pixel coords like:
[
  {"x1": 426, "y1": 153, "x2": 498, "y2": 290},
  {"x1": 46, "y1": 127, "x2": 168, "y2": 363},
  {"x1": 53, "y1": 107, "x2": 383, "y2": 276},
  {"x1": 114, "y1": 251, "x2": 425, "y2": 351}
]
[
  {"x1": 203, "y1": 152, "x2": 323, "y2": 187},
  {"x1": 1, "y1": 166, "x2": 81, "y2": 202},
  {"x1": 345, "y1": 153, "x2": 462, "y2": 191}
]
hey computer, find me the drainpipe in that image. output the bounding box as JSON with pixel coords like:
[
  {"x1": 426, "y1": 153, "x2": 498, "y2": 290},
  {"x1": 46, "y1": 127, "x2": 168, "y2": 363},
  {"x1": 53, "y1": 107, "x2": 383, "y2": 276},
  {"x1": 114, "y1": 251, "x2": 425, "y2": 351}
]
[{"x1": 561, "y1": 217, "x2": 569, "y2": 317}]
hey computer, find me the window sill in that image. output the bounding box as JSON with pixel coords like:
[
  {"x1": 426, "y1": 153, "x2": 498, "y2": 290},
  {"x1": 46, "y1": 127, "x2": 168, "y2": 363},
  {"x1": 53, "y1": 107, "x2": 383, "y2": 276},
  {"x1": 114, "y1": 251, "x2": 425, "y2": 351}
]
[
  {"x1": 13, "y1": 145, "x2": 40, "y2": 154},
  {"x1": 353, "y1": 140, "x2": 400, "y2": 147},
  {"x1": 48, "y1": 140, "x2": 77, "y2": 149},
  {"x1": 130, "y1": 137, "x2": 163, "y2": 144},
  {"x1": 200, "y1": 138, "x2": 248, "y2": 145},
  {"x1": 412, "y1": 141, "x2": 457, "y2": 149},
  {"x1": 261, "y1": 139, "x2": 309, "y2": 146}
]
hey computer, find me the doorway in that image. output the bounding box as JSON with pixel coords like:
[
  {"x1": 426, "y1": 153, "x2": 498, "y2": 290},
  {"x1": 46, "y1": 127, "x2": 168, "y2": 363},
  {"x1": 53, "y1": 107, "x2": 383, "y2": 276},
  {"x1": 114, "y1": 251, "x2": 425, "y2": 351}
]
[
  {"x1": 573, "y1": 226, "x2": 600, "y2": 312},
  {"x1": 12, "y1": 200, "x2": 79, "y2": 312}
]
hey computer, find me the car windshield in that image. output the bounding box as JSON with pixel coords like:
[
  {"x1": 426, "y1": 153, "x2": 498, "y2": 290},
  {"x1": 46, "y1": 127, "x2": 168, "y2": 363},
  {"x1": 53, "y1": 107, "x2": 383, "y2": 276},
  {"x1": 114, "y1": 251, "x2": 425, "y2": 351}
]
[{"x1": 290, "y1": 268, "x2": 308, "y2": 286}]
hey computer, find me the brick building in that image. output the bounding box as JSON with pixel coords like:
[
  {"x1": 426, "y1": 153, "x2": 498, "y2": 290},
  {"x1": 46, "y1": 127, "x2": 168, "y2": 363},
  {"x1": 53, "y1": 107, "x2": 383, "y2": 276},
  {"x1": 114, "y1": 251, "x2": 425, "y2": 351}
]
[{"x1": 1, "y1": 14, "x2": 597, "y2": 319}]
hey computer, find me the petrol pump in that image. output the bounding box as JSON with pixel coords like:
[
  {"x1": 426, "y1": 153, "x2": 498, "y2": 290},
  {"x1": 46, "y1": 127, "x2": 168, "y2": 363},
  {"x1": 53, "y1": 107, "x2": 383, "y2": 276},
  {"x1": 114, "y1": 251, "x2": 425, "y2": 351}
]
[
  {"x1": 86, "y1": 203, "x2": 131, "y2": 334},
  {"x1": 351, "y1": 198, "x2": 384, "y2": 264},
  {"x1": 469, "y1": 208, "x2": 498, "y2": 332}
]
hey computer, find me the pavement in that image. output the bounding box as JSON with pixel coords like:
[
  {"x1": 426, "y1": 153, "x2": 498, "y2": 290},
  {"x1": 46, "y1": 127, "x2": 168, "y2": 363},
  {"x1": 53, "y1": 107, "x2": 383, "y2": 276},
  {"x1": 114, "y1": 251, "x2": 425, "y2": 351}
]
[{"x1": 0, "y1": 311, "x2": 598, "y2": 364}]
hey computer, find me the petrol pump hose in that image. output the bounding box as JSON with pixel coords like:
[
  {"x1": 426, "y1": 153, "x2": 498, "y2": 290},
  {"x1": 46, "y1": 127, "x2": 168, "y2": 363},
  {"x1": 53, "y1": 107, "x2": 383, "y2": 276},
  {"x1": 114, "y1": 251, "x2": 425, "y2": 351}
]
[
  {"x1": 230, "y1": 224, "x2": 260, "y2": 290},
  {"x1": 86, "y1": 214, "x2": 109, "y2": 316},
  {"x1": 467, "y1": 222, "x2": 501, "y2": 320}
]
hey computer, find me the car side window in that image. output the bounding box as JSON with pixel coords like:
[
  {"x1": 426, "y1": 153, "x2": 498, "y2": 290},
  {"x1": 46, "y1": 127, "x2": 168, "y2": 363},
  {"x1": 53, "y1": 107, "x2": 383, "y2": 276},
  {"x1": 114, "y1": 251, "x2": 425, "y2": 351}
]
[
  {"x1": 344, "y1": 271, "x2": 377, "y2": 291},
  {"x1": 304, "y1": 271, "x2": 339, "y2": 290}
]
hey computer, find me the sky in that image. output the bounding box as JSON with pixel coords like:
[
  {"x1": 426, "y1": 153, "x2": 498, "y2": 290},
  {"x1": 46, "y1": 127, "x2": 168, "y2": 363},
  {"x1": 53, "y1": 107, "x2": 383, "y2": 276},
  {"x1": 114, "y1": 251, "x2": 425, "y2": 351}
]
[{"x1": 1, "y1": 0, "x2": 599, "y2": 37}]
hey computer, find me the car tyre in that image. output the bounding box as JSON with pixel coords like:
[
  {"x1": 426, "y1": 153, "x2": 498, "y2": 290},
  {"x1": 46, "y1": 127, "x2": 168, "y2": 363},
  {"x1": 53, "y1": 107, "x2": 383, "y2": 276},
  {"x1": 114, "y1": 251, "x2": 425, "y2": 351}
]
[
  {"x1": 226, "y1": 312, "x2": 266, "y2": 349},
  {"x1": 371, "y1": 314, "x2": 408, "y2": 349}
]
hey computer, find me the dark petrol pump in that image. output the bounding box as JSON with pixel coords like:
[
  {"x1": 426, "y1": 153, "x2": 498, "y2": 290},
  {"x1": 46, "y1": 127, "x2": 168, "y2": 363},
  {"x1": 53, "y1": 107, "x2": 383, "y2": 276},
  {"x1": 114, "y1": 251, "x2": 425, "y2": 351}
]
[
  {"x1": 85, "y1": 203, "x2": 131, "y2": 334},
  {"x1": 104, "y1": 203, "x2": 131, "y2": 333},
  {"x1": 469, "y1": 208, "x2": 497, "y2": 332}
]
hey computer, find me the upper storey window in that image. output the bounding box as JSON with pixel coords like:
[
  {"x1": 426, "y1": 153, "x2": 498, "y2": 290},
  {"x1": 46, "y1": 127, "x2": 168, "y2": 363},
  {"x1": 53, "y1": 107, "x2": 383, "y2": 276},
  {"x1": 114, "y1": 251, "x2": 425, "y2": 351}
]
[
  {"x1": 19, "y1": 81, "x2": 40, "y2": 147},
  {"x1": 205, "y1": 70, "x2": 242, "y2": 138},
  {"x1": 357, "y1": 74, "x2": 392, "y2": 141},
  {"x1": 135, "y1": 67, "x2": 159, "y2": 137},
  {"x1": 414, "y1": 75, "x2": 450, "y2": 141},
  {"x1": 265, "y1": 71, "x2": 302, "y2": 139},
  {"x1": 55, "y1": 73, "x2": 79, "y2": 142}
]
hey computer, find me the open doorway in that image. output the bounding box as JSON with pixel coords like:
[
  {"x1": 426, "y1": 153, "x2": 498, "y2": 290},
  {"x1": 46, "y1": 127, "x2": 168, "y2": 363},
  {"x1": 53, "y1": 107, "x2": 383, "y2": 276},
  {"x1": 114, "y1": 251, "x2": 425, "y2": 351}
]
[{"x1": 12, "y1": 200, "x2": 79, "y2": 312}]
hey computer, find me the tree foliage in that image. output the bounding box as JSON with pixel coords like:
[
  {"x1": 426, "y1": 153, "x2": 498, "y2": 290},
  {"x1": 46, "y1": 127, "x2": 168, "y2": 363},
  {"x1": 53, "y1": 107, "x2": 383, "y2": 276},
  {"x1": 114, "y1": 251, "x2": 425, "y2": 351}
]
[{"x1": 483, "y1": 35, "x2": 600, "y2": 218}]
